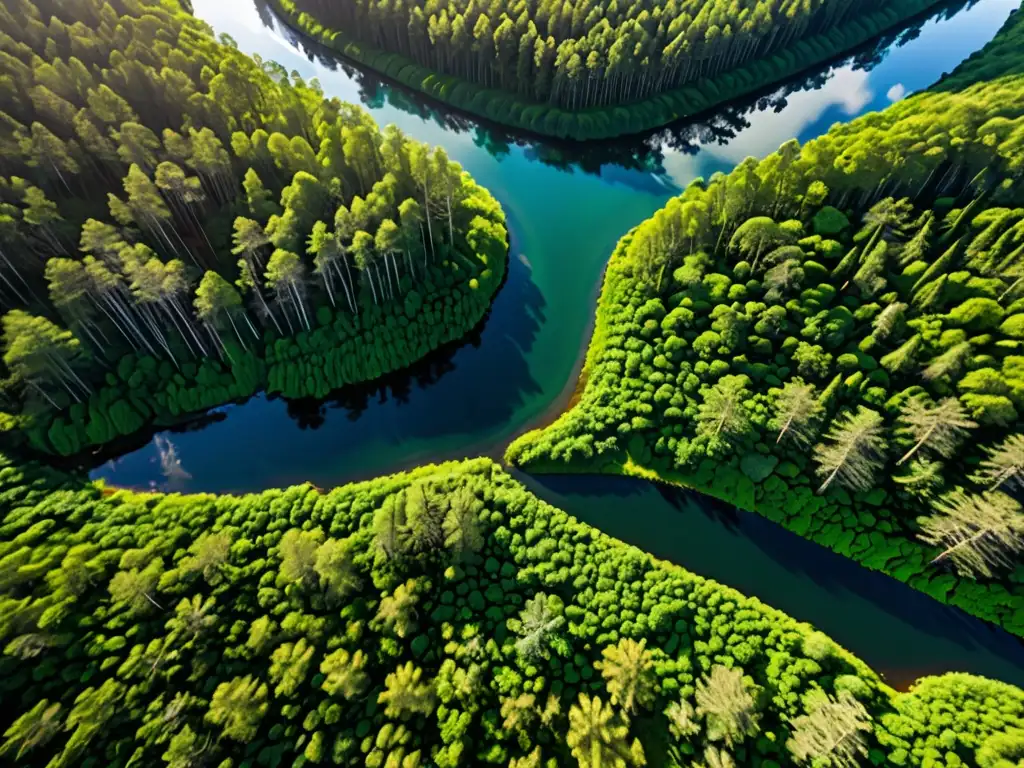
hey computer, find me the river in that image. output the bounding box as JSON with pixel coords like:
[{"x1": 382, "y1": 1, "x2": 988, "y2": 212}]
[{"x1": 90, "y1": 0, "x2": 1024, "y2": 684}]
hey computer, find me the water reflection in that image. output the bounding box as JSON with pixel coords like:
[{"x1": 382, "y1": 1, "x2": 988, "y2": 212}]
[
  {"x1": 252, "y1": 0, "x2": 977, "y2": 181},
  {"x1": 91, "y1": 0, "x2": 1018, "y2": 492}
]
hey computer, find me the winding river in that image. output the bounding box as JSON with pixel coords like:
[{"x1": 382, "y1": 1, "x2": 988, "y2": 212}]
[{"x1": 91, "y1": 0, "x2": 1024, "y2": 685}]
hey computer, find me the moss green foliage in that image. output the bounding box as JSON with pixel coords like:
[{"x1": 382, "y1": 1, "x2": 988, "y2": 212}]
[
  {"x1": 0, "y1": 0, "x2": 508, "y2": 456},
  {"x1": 272, "y1": 0, "x2": 949, "y2": 140},
  {"x1": 1, "y1": 455, "x2": 1022, "y2": 767},
  {"x1": 507, "y1": 6, "x2": 1024, "y2": 636}
]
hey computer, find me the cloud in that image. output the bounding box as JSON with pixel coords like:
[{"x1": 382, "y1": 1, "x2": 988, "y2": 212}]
[
  {"x1": 662, "y1": 65, "x2": 874, "y2": 187},
  {"x1": 887, "y1": 83, "x2": 907, "y2": 102}
]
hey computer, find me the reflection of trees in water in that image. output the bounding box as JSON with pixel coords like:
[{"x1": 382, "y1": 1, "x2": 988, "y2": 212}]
[
  {"x1": 252, "y1": 0, "x2": 976, "y2": 178},
  {"x1": 280, "y1": 301, "x2": 487, "y2": 430}
]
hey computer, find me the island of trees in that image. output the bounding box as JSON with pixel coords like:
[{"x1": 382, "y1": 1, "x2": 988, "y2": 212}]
[
  {"x1": 1, "y1": 454, "x2": 1023, "y2": 768},
  {"x1": 0, "y1": 0, "x2": 509, "y2": 458},
  {"x1": 273, "y1": 0, "x2": 952, "y2": 139},
  {"x1": 508, "y1": 3, "x2": 1024, "y2": 637}
]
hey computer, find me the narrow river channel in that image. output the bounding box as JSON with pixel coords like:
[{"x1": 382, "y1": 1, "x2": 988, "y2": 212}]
[{"x1": 89, "y1": 0, "x2": 1024, "y2": 685}]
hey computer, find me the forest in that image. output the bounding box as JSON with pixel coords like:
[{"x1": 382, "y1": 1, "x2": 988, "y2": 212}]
[
  {"x1": 507, "y1": 4, "x2": 1024, "y2": 637},
  {"x1": 273, "y1": 0, "x2": 948, "y2": 139},
  {"x1": 1, "y1": 455, "x2": 1023, "y2": 768},
  {"x1": 0, "y1": 0, "x2": 509, "y2": 458}
]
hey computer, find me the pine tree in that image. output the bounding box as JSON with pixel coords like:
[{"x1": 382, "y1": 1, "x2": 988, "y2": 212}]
[
  {"x1": 378, "y1": 663, "x2": 435, "y2": 718},
  {"x1": 320, "y1": 648, "x2": 370, "y2": 699},
  {"x1": 512, "y1": 592, "x2": 564, "y2": 661},
  {"x1": 895, "y1": 396, "x2": 977, "y2": 465},
  {"x1": 696, "y1": 375, "x2": 752, "y2": 444},
  {"x1": 918, "y1": 488, "x2": 1024, "y2": 578},
  {"x1": 771, "y1": 379, "x2": 822, "y2": 447},
  {"x1": 596, "y1": 637, "x2": 657, "y2": 714},
  {"x1": 442, "y1": 486, "x2": 485, "y2": 559},
  {"x1": 205, "y1": 676, "x2": 268, "y2": 742},
  {"x1": 313, "y1": 535, "x2": 362, "y2": 601},
  {"x1": 695, "y1": 665, "x2": 761, "y2": 748},
  {"x1": 0, "y1": 700, "x2": 62, "y2": 760},
  {"x1": 974, "y1": 434, "x2": 1024, "y2": 492},
  {"x1": 566, "y1": 694, "x2": 645, "y2": 768},
  {"x1": 786, "y1": 690, "x2": 871, "y2": 768},
  {"x1": 814, "y1": 407, "x2": 886, "y2": 493},
  {"x1": 179, "y1": 531, "x2": 231, "y2": 585}
]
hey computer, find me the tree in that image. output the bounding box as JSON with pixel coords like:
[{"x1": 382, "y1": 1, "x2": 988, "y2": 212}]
[
  {"x1": 166, "y1": 595, "x2": 217, "y2": 643},
  {"x1": 3, "y1": 310, "x2": 91, "y2": 406},
  {"x1": 565, "y1": 694, "x2": 646, "y2": 768},
  {"x1": 313, "y1": 535, "x2": 362, "y2": 601},
  {"x1": 512, "y1": 593, "x2": 564, "y2": 661},
  {"x1": 403, "y1": 482, "x2": 446, "y2": 554},
  {"x1": 277, "y1": 528, "x2": 323, "y2": 588},
  {"x1": 695, "y1": 665, "x2": 761, "y2": 748},
  {"x1": 372, "y1": 492, "x2": 407, "y2": 562},
  {"x1": 179, "y1": 531, "x2": 231, "y2": 585},
  {"x1": 0, "y1": 700, "x2": 61, "y2": 761},
  {"x1": 374, "y1": 579, "x2": 418, "y2": 638},
  {"x1": 975, "y1": 434, "x2": 1024, "y2": 492},
  {"x1": 597, "y1": 638, "x2": 657, "y2": 715},
  {"x1": 814, "y1": 407, "x2": 886, "y2": 493},
  {"x1": 378, "y1": 662, "x2": 435, "y2": 718},
  {"x1": 162, "y1": 725, "x2": 210, "y2": 768},
  {"x1": 771, "y1": 379, "x2": 822, "y2": 447},
  {"x1": 665, "y1": 698, "x2": 700, "y2": 740},
  {"x1": 194, "y1": 271, "x2": 253, "y2": 348},
  {"x1": 108, "y1": 561, "x2": 163, "y2": 615},
  {"x1": 729, "y1": 217, "x2": 790, "y2": 272},
  {"x1": 321, "y1": 648, "x2": 369, "y2": 699},
  {"x1": 269, "y1": 638, "x2": 315, "y2": 697},
  {"x1": 922, "y1": 342, "x2": 972, "y2": 382},
  {"x1": 265, "y1": 248, "x2": 310, "y2": 332},
  {"x1": 205, "y1": 676, "x2": 268, "y2": 742},
  {"x1": 763, "y1": 258, "x2": 804, "y2": 301},
  {"x1": 443, "y1": 486, "x2": 484, "y2": 558},
  {"x1": 700, "y1": 747, "x2": 735, "y2": 768},
  {"x1": 895, "y1": 396, "x2": 977, "y2": 465},
  {"x1": 786, "y1": 690, "x2": 871, "y2": 768},
  {"x1": 696, "y1": 375, "x2": 752, "y2": 444},
  {"x1": 918, "y1": 488, "x2": 1024, "y2": 578},
  {"x1": 53, "y1": 679, "x2": 123, "y2": 768},
  {"x1": 871, "y1": 302, "x2": 905, "y2": 341}
]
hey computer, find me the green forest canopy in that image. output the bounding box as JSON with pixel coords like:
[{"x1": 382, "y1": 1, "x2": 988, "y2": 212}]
[
  {"x1": 1, "y1": 456, "x2": 1022, "y2": 768},
  {"x1": 507, "y1": 4, "x2": 1024, "y2": 636},
  {"x1": 0, "y1": 0, "x2": 508, "y2": 456},
  {"x1": 285, "y1": 0, "x2": 939, "y2": 113}
]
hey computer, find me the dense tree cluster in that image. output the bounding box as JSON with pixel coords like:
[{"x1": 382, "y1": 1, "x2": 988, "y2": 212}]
[
  {"x1": 1, "y1": 455, "x2": 1022, "y2": 767},
  {"x1": 507, "y1": 5, "x2": 1024, "y2": 636},
  {"x1": 274, "y1": 0, "x2": 945, "y2": 139},
  {"x1": 0, "y1": 0, "x2": 508, "y2": 456}
]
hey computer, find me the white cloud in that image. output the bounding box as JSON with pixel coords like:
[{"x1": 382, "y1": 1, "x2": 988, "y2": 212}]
[
  {"x1": 887, "y1": 83, "x2": 907, "y2": 102},
  {"x1": 662, "y1": 65, "x2": 874, "y2": 187}
]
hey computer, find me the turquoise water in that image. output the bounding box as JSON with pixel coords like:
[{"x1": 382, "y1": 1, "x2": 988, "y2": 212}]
[{"x1": 86, "y1": 0, "x2": 1024, "y2": 682}]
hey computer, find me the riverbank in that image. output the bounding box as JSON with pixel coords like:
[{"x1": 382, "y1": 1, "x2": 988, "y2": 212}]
[{"x1": 268, "y1": 0, "x2": 954, "y2": 140}]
